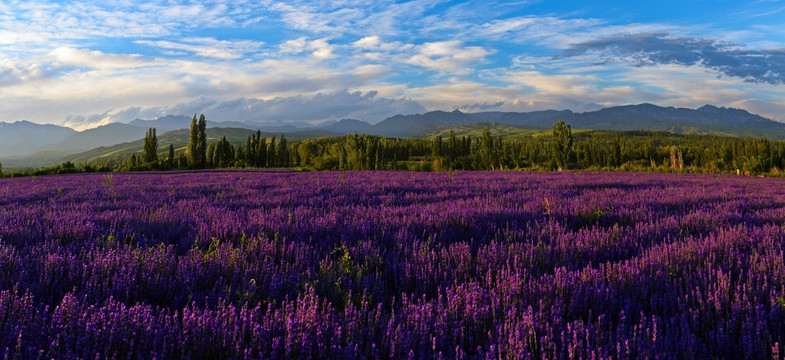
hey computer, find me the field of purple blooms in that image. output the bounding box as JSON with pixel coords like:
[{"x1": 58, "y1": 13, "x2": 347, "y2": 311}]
[{"x1": 1, "y1": 170, "x2": 785, "y2": 359}]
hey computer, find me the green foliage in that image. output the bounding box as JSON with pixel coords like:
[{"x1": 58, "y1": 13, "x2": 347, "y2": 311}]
[
  {"x1": 295, "y1": 133, "x2": 423, "y2": 171},
  {"x1": 206, "y1": 143, "x2": 216, "y2": 168},
  {"x1": 143, "y1": 127, "x2": 158, "y2": 164},
  {"x1": 551, "y1": 120, "x2": 573, "y2": 171},
  {"x1": 478, "y1": 127, "x2": 504, "y2": 170},
  {"x1": 9, "y1": 122, "x2": 785, "y2": 177},
  {"x1": 420, "y1": 122, "x2": 551, "y2": 140},
  {"x1": 168, "y1": 144, "x2": 175, "y2": 168},
  {"x1": 268, "y1": 136, "x2": 277, "y2": 167},
  {"x1": 102, "y1": 173, "x2": 114, "y2": 187},
  {"x1": 188, "y1": 115, "x2": 198, "y2": 167},
  {"x1": 246, "y1": 131, "x2": 267, "y2": 167},
  {"x1": 198, "y1": 114, "x2": 207, "y2": 168},
  {"x1": 209, "y1": 136, "x2": 235, "y2": 168},
  {"x1": 277, "y1": 135, "x2": 289, "y2": 167},
  {"x1": 188, "y1": 114, "x2": 207, "y2": 168},
  {"x1": 777, "y1": 296, "x2": 785, "y2": 310}
]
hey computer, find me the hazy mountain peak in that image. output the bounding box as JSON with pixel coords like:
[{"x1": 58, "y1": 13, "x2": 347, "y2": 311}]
[{"x1": 0, "y1": 121, "x2": 77, "y2": 157}]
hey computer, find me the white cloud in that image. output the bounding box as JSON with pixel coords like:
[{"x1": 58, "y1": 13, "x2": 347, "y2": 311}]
[
  {"x1": 353, "y1": 36, "x2": 381, "y2": 49},
  {"x1": 0, "y1": 47, "x2": 157, "y2": 88},
  {"x1": 503, "y1": 71, "x2": 597, "y2": 96},
  {"x1": 50, "y1": 90, "x2": 427, "y2": 129},
  {"x1": 0, "y1": 1, "x2": 269, "y2": 46},
  {"x1": 2, "y1": 0, "x2": 785, "y2": 129},
  {"x1": 0, "y1": 43, "x2": 397, "y2": 126},
  {"x1": 264, "y1": 0, "x2": 444, "y2": 37},
  {"x1": 403, "y1": 78, "x2": 519, "y2": 110},
  {"x1": 279, "y1": 37, "x2": 309, "y2": 54},
  {"x1": 62, "y1": 111, "x2": 116, "y2": 130},
  {"x1": 49, "y1": 47, "x2": 153, "y2": 69},
  {"x1": 310, "y1": 39, "x2": 336, "y2": 59},
  {"x1": 268, "y1": 3, "x2": 324, "y2": 31},
  {"x1": 136, "y1": 38, "x2": 265, "y2": 60},
  {"x1": 406, "y1": 41, "x2": 493, "y2": 74},
  {"x1": 475, "y1": 16, "x2": 603, "y2": 45},
  {"x1": 279, "y1": 37, "x2": 336, "y2": 59},
  {"x1": 353, "y1": 36, "x2": 411, "y2": 52}
]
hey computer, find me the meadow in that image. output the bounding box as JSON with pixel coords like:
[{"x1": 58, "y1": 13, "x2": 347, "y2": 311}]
[{"x1": 1, "y1": 170, "x2": 784, "y2": 359}]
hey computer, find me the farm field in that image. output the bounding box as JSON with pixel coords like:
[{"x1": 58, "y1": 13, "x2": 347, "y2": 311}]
[{"x1": 1, "y1": 171, "x2": 785, "y2": 359}]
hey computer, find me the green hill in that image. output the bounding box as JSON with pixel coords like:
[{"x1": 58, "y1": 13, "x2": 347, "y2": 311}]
[
  {"x1": 59, "y1": 128, "x2": 337, "y2": 165},
  {"x1": 419, "y1": 122, "x2": 592, "y2": 140}
]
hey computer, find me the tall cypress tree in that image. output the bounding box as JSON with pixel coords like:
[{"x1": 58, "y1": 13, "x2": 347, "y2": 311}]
[
  {"x1": 188, "y1": 114, "x2": 198, "y2": 168},
  {"x1": 168, "y1": 144, "x2": 175, "y2": 168},
  {"x1": 268, "y1": 136, "x2": 276, "y2": 167},
  {"x1": 206, "y1": 143, "x2": 216, "y2": 168},
  {"x1": 247, "y1": 130, "x2": 268, "y2": 167},
  {"x1": 279, "y1": 135, "x2": 290, "y2": 167},
  {"x1": 143, "y1": 128, "x2": 158, "y2": 164},
  {"x1": 259, "y1": 136, "x2": 267, "y2": 167},
  {"x1": 198, "y1": 114, "x2": 207, "y2": 168}
]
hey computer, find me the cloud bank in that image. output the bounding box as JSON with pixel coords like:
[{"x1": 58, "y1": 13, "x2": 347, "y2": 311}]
[
  {"x1": 63, "y1": 90, "x2": 426, "y2": 129},
  {"x1": 563, "y1": 33, "x2": 785, "y2": 85},
  {"x1": 1, "y1": 1, "x2": 785, "y2": 127}
]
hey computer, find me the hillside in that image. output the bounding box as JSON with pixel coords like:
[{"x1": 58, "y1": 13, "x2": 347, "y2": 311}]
[
  {"x1": 0, "y1": 121, "x2": 76, "y2": 157},
  {"x1": 418, "y1": 122, "x2": 550, "y2": 140},
  {"x1": 319, "y1": 119, "x2": 375, "y2": 134},
  {"x1": 59, "y1": 127, "x2": 337, "y2": 165},
  {"x1": 313, "y1": 104, "x2": 785, "y2": 139},
  {"x1": 4, "y1": 103, "x2": 785, "y2": 169},
  {"x1": 375, "y1": 104, "x2": 785, "y2": 139},
  {"x1": 52, "y1": 123, "x2": 149, "y2": 153},
  {"x1": 371, "y1": 110, "x2": 479, "y2": 137}
]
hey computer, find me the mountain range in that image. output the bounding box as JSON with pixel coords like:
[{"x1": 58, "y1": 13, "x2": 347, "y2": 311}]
[{"x1": 1, "y1": 103, "x2": 784, "y2": 169}]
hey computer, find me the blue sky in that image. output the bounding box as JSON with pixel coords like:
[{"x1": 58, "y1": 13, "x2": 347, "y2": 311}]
[{"x1": 1, "y1": 0, "x2": 784, "y2": 130}]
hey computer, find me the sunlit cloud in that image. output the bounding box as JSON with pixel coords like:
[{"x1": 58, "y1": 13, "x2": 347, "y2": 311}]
[
  {"x1": 57, "y1": 90, "x2": 427, "y2": 129},
  {"x1": 0, "y1": 0, "x2": 784, "y2": 128},
  {"x1": 406, "y1": 41, "x2": 493, "y2": 74},
  {"x1": 136, "y1": 38, "x2": 265, "y2": 60}
]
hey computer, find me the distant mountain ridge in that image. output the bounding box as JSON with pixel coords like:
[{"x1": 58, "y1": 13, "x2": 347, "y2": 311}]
[
  {"x1": 356, "y1": 104, "x2": 785, "y2": 138},
  {"x1": 2, "y1": 103, "x2": 784, "y2": 168},
  {"x1": 0, "y1": 121, "x2": 77, "y2": 157}
]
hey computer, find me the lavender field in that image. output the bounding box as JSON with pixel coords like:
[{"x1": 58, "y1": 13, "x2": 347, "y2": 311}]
[{"x1": 1, "y1": 171, "x2": 784, "y2": 359}]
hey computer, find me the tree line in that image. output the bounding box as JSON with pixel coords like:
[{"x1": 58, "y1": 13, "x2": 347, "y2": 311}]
[
  {"x1": 425, "y1": 123, "x2": 785, "y2": 174},
  {"x1": 119, "y1": 114, "x2": 295, "y2": 171},
  {"x1": 5, "y1": 116, "x2": 785, "y2": 177}
]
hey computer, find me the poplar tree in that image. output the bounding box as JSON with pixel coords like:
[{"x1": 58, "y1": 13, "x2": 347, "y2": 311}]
[
  {"x1": 551, "y1": 120, "x2": 573, "y2": 171},
  {"x1": 168, "y1": 144, "x2": 175, "y2": 168},
  {"x1": 188, "y1": 114, "x2": 208, "y2": 168},
  {"x1": 480, "y1": 127, "x2": 496, "y2": 170},
  {"x1": 197, "y1": 114, "x2": 207, "y2": 168},
  {"x1": 206, "y1": 143, "x2": 216, "y2": 168},
  {"x1": 431, "y1": 135, "x2": 443, "y2": 158},
  {"x1": 143, "y1": 128, "x2": 158, "y2": 164},
  {"x1": 278, "y1": 135, "x2": 288, "y2": 167},
  {"x1": 188, "y1": 115, "x2": 199, "y2": 168},
  {"x1": 268, "y1": 136, "x2": 276, "y2": 167}
]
